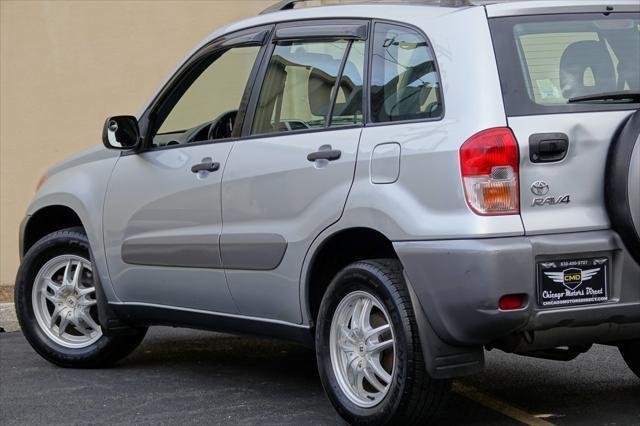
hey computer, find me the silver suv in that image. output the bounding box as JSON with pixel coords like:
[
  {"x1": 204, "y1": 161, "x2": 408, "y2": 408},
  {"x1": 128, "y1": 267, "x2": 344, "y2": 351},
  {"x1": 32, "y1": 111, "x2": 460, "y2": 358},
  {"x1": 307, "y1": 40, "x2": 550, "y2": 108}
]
[{"x1": 15, "y1": 1, "x2": 640, "y2": 423}]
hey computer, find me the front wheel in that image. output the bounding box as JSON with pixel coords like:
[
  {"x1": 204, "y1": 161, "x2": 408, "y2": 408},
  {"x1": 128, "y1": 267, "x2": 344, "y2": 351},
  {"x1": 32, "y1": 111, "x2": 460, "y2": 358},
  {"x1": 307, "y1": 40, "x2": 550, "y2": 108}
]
[
  {"x1": 15, "y1": 228, "x2": 146, "y2": 368},
  {"x1": 315, "y1": 259, "x2": 449, "y2": 425}
]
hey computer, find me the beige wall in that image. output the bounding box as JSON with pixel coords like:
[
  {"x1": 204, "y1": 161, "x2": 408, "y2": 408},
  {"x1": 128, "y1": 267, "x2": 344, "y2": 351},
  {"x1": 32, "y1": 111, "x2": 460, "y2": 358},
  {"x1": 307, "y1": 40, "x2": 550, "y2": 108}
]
[{"x1": 0, "y1": 0, "x2": 274, "y2": 286}]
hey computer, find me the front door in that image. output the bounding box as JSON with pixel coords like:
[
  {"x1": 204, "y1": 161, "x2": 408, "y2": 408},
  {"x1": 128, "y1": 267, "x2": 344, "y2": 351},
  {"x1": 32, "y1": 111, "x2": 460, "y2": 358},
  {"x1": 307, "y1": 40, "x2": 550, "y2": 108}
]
[
  {"x1": 220, "y1": 23, "x2": 368, "y2": 323},
  {"x1": 103, "y1": 37, "x2": 265, "y2": 312}
]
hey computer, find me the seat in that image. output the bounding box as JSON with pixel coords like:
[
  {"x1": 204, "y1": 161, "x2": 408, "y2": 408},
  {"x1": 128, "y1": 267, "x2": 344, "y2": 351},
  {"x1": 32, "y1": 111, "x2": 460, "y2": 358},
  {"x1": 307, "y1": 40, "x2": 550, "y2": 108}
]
[{"x1": 559, "y1": 40, "x2": 616, "y2": 99}]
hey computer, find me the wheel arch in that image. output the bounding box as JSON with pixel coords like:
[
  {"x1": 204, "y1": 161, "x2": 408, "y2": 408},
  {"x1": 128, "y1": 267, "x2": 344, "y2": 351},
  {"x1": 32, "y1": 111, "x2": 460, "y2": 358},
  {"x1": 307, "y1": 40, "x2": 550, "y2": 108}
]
[
  {"x1": 22, "y1": 205, "x2": 85, "y2": 257},
  {"x1": 303, "y1": 226, "x2": 398, "y2": 325}
]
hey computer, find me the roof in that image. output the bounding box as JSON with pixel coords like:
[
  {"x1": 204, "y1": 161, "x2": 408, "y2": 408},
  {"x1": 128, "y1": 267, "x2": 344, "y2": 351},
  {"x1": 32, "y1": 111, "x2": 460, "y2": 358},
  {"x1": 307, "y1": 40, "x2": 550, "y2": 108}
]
[{"x1": 259, "y1": 0, "x2": 639, "y2": 16}]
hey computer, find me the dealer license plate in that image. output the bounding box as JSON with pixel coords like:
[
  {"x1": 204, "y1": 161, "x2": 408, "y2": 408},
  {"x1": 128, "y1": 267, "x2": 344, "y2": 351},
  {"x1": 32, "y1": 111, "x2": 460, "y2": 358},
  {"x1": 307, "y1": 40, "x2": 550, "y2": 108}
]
[{"x1": 537, "y1": 257, "x2": 609, "y2": 308}]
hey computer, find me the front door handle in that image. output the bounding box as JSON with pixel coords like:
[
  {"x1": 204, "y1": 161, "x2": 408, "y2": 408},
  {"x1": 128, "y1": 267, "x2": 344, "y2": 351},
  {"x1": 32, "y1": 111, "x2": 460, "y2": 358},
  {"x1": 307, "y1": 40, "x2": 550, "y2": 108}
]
[
  {"x1": 307, "y1": 147, "x2": 341, "y2": 162},
  {"x1": 191, "y1": 158, "x2": 220, "y2": 173}
]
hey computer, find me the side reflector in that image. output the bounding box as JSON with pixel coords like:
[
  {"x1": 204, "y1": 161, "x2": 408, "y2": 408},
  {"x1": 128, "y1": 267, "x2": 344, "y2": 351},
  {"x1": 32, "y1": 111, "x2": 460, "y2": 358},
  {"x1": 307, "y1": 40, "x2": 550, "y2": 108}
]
[{"x1": 498, "y1": 294, "x2": 527, "y2": 310}]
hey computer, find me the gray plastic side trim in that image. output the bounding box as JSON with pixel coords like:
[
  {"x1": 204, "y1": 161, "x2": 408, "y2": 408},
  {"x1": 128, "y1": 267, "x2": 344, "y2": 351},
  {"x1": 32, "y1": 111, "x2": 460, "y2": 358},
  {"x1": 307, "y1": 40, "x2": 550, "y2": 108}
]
[
  {"x1": 220, "y1": 233, "x2": 287, "y2": 270},
  {"x1": 122, "y1": 234, "x2": 222, "y2": 268}
]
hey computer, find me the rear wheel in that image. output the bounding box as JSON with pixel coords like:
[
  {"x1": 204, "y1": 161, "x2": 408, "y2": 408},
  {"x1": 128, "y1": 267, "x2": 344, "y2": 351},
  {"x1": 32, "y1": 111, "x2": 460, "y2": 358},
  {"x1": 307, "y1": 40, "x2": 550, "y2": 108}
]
[
  {"x1": 619, "y1": 340, "x2": 640, "y2": 379},
  {"x1": 15, "y1": 228, "x2": 146, "y2": 368},
  {"x1": 315, "y1": 259, "x2": 449, "y2": 425}
]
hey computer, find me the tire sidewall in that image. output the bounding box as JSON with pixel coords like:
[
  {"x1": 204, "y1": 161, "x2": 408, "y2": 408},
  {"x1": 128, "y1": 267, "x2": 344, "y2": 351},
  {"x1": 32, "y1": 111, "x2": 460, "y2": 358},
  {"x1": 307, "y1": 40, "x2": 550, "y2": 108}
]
[
  {"x1": 606, "y1": 109, "x2": 640, "y2": 264},
  {"x1": 316, "y1": 263, "x2": 411, "y2": 424},
  {"x1": 15, "y1": 230, "x2": 114, "y2": 364}
]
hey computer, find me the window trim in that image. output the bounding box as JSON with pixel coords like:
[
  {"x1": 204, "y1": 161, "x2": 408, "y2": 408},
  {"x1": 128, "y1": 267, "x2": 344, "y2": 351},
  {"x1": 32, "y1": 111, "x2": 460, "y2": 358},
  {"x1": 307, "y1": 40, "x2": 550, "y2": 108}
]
[
  {"x1": 366, "y1": 20, "x2": 445, "y2": 126},
  {"x1": 131, "y1": 17, "x2": 448, "y2": 155},
  {"x1": 274, "y1": 22, "x2": 368, "y2": 42},
  {"x1": 132, "y1": 24, "x2": 274, "y2": 154},
  {"x1": 242, "y1": 19, "x2": 370, "y2": 139}
]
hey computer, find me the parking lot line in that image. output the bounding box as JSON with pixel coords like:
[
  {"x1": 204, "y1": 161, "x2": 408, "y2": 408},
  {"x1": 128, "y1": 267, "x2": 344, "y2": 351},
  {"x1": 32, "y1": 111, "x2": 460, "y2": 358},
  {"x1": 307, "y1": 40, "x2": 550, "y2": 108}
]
[{"x1": 452, "y1": 382, "x2": 555, "y2": 426}]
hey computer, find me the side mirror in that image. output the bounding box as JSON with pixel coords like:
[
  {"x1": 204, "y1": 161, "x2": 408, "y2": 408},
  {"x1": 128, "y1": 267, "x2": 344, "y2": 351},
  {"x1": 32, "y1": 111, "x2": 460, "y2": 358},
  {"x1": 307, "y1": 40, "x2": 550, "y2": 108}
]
[{"x1": 102, "y1": 115, "x2": 140, "y2": 150}]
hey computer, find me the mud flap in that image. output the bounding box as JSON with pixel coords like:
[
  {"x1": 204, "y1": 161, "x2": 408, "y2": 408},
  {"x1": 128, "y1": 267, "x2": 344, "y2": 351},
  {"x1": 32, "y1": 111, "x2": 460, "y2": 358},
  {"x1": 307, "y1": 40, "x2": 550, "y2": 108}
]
[{"x1": 404, "y1": 272, "x2": 485, "y2": 379}]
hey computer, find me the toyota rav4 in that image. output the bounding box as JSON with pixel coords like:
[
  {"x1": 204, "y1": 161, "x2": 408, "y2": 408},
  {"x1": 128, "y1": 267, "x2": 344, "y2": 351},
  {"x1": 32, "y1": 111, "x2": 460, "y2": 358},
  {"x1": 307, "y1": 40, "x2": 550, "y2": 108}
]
[{"x1": 14, "y1": 0, "x2": 640, "y2": 424}]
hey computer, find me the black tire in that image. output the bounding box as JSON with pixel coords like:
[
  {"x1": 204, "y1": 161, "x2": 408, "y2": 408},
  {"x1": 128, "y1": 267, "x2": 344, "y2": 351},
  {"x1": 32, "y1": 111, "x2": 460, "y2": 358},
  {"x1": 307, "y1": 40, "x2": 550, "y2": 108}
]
[
  {"x1": 606, "y1": 109, "x2": 640, "y2": 265},
  {"x1": 315, "y1": 259, "x2": 450, "y2": 425},
  {"x1": 619, "y1": 340, "x2": 640, "y2": 379},
  {"x1": 15, "y1": 227, "x2": 147, "y2": 368}
]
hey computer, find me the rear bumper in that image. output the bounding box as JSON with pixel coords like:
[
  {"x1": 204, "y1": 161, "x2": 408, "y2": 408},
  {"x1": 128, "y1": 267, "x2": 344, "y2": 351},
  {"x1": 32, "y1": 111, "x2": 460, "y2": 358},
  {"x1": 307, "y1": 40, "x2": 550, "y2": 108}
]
[{"x1": 394, "y1": 230, "x2": 640, "y2": 347}]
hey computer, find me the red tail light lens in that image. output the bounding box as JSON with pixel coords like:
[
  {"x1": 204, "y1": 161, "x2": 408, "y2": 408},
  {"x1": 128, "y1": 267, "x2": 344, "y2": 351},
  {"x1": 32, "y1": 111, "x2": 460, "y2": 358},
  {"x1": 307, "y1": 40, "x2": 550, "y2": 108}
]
[
  {"x1": 460, "y1": 128, "x2": 520, "y2": 215},
  {"x1": 498, "y1": 294, "x2": 527, "y2": 310}
]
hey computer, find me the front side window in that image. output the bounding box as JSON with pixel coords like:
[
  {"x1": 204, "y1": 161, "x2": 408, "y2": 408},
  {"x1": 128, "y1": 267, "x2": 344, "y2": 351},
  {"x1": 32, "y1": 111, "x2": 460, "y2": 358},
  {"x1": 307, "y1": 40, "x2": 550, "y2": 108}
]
[
  {"x1": 370, "y1": 23, "x2": 442, "y2": 123},
  {"x1": 251, "y1": 38, "x2": 364, "y2": 135},
  {"x1": 152, "y1": 45, "x2": 261, "y2": 147}
]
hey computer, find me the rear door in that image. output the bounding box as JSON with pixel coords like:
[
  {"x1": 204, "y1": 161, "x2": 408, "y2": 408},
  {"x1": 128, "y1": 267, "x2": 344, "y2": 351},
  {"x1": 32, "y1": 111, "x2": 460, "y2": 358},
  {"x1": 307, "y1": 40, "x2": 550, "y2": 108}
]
[
  {"x1": 220, "y1": 21, "x2": 367, "y2": 323},
  {"x1": 489, "y1": 12, "x2": 640, "y2": 234}
]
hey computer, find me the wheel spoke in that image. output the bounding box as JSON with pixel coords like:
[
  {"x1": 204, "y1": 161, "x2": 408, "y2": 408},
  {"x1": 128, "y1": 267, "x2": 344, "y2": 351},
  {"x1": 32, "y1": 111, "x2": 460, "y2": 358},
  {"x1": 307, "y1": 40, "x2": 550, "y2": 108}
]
[
  {"x1": 363, "y1": 367, "x2": 387, "y2": 393},
  {"x1": 349, "y1": 299, "x2": 364, "y2": 330},
  {"x1": 78, "y1": 310, "x2": 100, "y2": 332},
  {"x1": 45, "y1": 278, "x2": 60, "y2": 292},
  {"x1": 71, "y1": 261, "x2": 83, "y2": 290},
  {"x1": 41, "y1": 289, "x2": 57, "y2": 304},
  {"x1": 358, "y1": 298, "x2": 373, "y2": 332},
  {"x1": 340, "y1": 325, "x2": 357, "y2": 343},
  {"x1": 71, "y1": 316, "x2": 91, "y2": 336},
  {"x1": 368, "y1": 357, "x2": 392, "y2": 384},
  {"x1": 57, "y1": 313, "x2": 70, "y2": 336},
  {"x1": 77, "y1": 298, "x2": 97, "y2": 307},
  {"x1": 365, "y1": 323, "x2": 390, "y2": 341},
  {"x1": 76, "y1": 286, "x2": 95, "y2": 297},
  {"x1": 62, "y1": 260, "x2": 73, "y2": 285},
  {"x1": 368, "y1": 338, "x2": 393, "y2": 354},
  {"x1": 49, "y1": 305, "x2": 63, "y2": 329}
]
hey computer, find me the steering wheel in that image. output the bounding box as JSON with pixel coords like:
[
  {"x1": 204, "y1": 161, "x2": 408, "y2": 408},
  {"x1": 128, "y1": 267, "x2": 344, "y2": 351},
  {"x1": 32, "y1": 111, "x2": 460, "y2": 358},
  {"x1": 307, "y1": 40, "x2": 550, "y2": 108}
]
[{"x1": 207, "y1": 110, "x2": 238, "y2": 141}]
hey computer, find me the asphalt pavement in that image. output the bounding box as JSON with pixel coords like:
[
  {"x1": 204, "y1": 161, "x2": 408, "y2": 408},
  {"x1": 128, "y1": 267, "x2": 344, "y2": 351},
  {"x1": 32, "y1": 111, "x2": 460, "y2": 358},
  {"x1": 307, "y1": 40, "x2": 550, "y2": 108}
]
[{"x1": 1, "y1": 327, "x2": 638, "y2": 425}]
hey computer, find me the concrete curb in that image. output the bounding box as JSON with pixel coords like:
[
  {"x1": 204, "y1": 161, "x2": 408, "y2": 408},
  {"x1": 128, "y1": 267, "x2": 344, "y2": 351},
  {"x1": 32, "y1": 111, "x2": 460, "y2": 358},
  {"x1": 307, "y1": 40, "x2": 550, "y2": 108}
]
[{"x1": 0, "y1": 303, "x2": 20, "y2": 332}]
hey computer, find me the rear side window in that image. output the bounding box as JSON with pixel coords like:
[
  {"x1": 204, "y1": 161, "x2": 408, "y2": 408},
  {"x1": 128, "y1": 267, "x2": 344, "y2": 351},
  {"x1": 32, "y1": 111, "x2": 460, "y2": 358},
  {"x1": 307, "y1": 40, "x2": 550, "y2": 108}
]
[
  {"x1": 370, "y1": 23, "x2": 442, "y2": 123},
  {"x1": 251, "y1": 39, "x2": 364, "y2": 135},
  {"x1": 490, "y1": 13, "x2": 640, "y2": 115}
]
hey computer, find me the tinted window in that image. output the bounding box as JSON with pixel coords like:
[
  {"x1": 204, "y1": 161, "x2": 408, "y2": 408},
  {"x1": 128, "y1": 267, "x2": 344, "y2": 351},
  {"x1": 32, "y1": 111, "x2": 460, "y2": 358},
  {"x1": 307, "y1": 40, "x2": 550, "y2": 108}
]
[
  {"x1": 251, "y1": 40, "x2": 350, "y2": 135},
  {"x1": 514, "y1": 17, "x2": 640, "y2": 105},
  {"x1": 490, "y1": 13, "x2": 640, "y2": 115},
  {"x1": 370, "y1": 23, "x2": 442, "y2": 123},
  {"x1": 152, "y1": 46, "x2": 260, "y2": 147},
  {"x1": 330, "y1": 40, "x2": 365, "y2": 127}
]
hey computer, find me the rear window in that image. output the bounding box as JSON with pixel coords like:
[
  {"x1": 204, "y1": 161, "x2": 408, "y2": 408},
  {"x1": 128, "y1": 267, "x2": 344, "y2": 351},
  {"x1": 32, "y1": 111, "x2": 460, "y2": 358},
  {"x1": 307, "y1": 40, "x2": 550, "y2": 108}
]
[{"x1": 490, "y1": 13, "x2": 640, "y2": 115}]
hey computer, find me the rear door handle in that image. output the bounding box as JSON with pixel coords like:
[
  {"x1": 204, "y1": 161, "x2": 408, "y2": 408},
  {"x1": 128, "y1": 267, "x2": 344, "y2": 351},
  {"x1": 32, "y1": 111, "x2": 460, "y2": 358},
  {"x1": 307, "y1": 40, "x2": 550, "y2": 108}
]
[
  {"x1": 191, "y1": 158, "x2": 220, "y2": 173},
  {"x1": 307, "y1": 147, "x2": 341, "y2": 162},
  {"x1": 529, "y1": 133, "x2": 569, "y2": 163}
]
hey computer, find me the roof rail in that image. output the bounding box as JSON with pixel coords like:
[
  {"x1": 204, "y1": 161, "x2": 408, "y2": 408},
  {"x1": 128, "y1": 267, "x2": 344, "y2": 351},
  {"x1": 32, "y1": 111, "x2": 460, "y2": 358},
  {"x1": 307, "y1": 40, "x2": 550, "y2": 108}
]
[{"x1": 259, "y1": 0, "x2": 474, "y2": 15}]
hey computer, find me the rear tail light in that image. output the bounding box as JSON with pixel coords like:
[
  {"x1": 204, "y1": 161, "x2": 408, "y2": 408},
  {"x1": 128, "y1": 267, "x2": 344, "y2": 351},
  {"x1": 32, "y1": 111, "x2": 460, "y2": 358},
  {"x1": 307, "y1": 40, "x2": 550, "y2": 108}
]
[{"x1": 460, "y1": 128, "x2": 520, "y2": 215}]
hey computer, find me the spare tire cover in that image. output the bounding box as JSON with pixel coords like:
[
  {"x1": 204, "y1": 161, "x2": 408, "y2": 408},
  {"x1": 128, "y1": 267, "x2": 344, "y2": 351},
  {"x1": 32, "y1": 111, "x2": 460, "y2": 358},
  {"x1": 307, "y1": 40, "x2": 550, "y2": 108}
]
[{"x1": 606, "y1": 109, "x2": 640, "y2": 264}]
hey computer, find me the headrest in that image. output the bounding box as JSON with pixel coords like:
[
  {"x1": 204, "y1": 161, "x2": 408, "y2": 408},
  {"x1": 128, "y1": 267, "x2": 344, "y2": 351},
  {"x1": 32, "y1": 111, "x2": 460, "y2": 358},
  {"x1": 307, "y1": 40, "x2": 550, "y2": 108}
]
[{"x1": 559, "y1": 40, "x2": 616, "y2": 99}]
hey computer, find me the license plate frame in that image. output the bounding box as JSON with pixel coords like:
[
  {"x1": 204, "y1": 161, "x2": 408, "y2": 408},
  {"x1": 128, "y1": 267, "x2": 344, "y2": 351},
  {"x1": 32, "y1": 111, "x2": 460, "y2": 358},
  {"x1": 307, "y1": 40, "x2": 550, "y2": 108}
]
[{"x1": 537, "y1": 257, "x2": 609, "y2": 308}]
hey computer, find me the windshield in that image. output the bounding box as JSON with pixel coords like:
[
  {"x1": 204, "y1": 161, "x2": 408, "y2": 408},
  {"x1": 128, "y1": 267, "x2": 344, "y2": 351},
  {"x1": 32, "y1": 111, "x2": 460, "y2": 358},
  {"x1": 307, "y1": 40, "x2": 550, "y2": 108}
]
[{"x1": 490, "y1": 13, "x2": 640, "y2": 115}]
